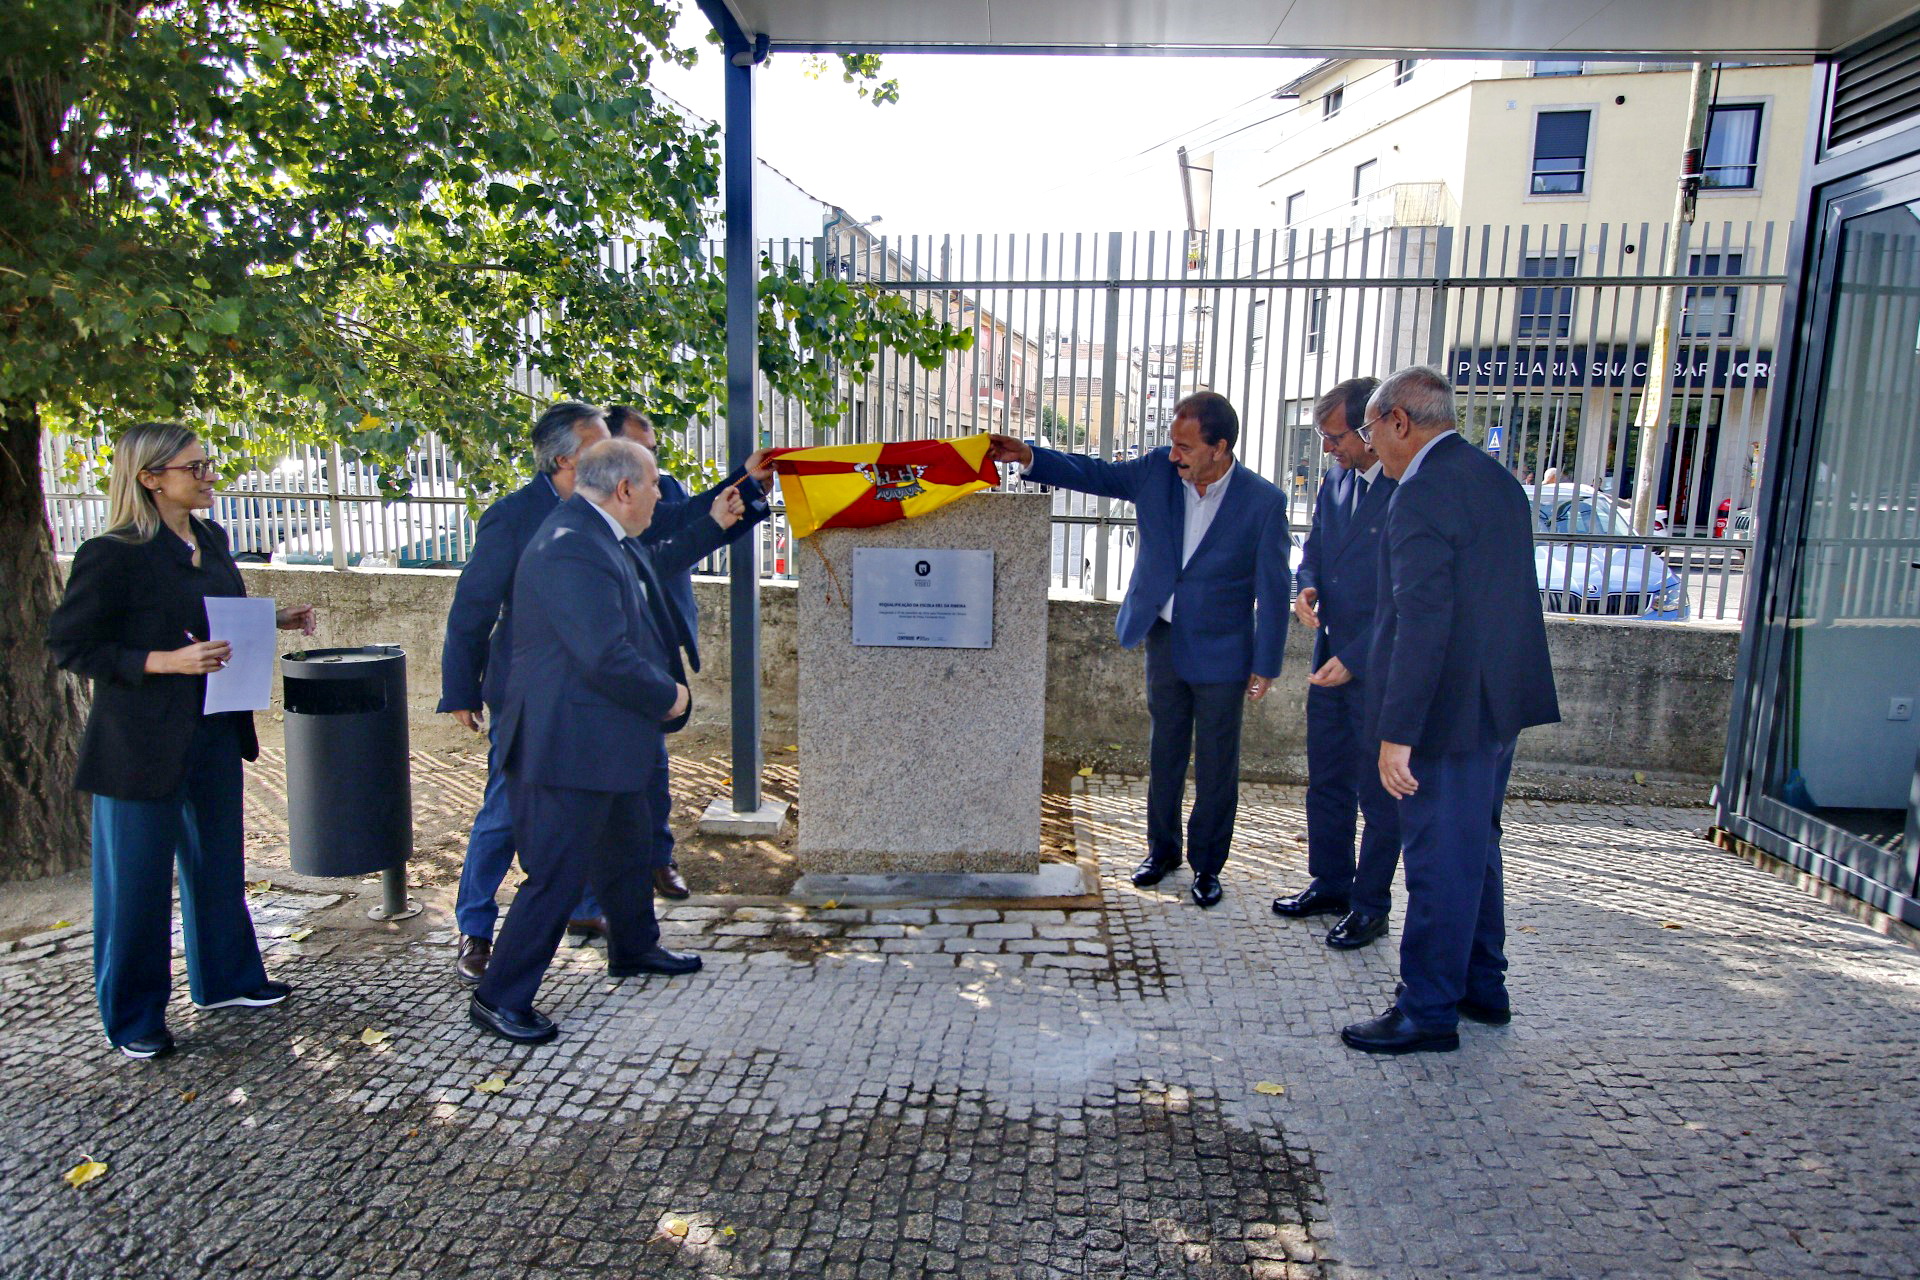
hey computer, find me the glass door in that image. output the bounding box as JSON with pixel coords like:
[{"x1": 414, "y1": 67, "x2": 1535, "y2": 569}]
[{"x1": 1752, "y1": 172, "x2": 1920, "y2": 906}]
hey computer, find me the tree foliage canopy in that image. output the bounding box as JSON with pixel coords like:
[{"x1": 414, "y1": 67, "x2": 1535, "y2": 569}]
[{"x1": 1, "y1": 0, "x2": 967, "y2": 491}]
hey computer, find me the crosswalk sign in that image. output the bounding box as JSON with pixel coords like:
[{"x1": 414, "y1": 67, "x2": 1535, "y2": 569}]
[{"x1": 1484, "y1": 425, "x2": 1505, "y2": 454}]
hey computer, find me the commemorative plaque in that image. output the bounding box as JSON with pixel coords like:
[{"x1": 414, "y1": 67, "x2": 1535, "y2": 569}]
[{"x1": 851, "y1": 548, "x2": 994, "y2": 648}]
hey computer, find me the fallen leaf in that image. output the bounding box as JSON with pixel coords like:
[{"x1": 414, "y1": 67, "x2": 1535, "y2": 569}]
[
  {"x1": 819, "y1": 899, "x2": 839, "y2": 910},
  {"x1": 52, "y1": 919, "x2": 73, "y2": 930},
  {"x1": 722, "y1": 1226, "x2": 736, "y2": 1237},
  {"x1": 1076, "y1": 766, "x2": 1094, "y2": 777},
  {"x1": 62, "y1": 1158, "x2": 107, "y2": 1190},
  {"x1": 1252, "y1": 1081, "x2": 1286, "y2": 1096},
  {"x1": 474, "y1": 1074, "x2": 509, "y2": 1094},
  {"x1": 663, "y1": 1218, "x2": 690, "y2": 1239},
  {"x1": 288, "y1": 927, "x2": 314, "y2": 942},
  {"x1": 1632, "y1": 770, "x2": 1648, "y2": 785},
  {"x1": 406, "y1": 1128, "x2": 419, "y2": 1138},
  {"x1": 359, "y1": 1028, "x2": 391, "y2": 1047},
  {"x1": 247, "y1": 880, "x2": 272, "y2": 894},
  {"x1": 177, "y1": 1089, "x2": 196, "y2": 1103},
  {"x1": 784, "y1": 744, "x2": 798, "y2": 752},
  {"x1": 1518, "y1": 925, "x2": 1539, "y2": 934},
  {"x1": 1660, "y1": 920, "x2": 1684, "y2": 930}
]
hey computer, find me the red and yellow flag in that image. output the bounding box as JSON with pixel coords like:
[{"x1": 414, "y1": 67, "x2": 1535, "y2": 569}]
[{"x1": 765, "y1": 434, "x2": 1000, "y2": 539}]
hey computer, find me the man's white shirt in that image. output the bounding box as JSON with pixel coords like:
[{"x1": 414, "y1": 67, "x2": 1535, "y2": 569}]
[{"x1": 587, "y1": 499, "x2": 650, "y2": 606}]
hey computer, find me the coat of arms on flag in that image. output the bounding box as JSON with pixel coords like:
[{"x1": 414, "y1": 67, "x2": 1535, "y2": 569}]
[{"x1": 764, "y1": 434, "x2": 1001, "y2": 538}]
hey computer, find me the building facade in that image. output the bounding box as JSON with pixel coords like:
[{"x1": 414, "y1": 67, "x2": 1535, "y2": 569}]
[{"x1": 1203, "y1": 58, "x2": 1811, "y2": 534}]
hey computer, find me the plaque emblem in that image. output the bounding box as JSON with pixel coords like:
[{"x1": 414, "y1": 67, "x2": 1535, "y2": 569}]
[{"x1": 854, "y1": 462, "x2": 928, "y2": 501}]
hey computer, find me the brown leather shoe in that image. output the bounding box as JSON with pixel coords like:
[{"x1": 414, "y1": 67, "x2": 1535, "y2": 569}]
[
  {"x1": 653, "y1": 864, "x2": 691, "y2": 900},
  {"x1": 455, "y1": 935, "x2": 490, "y2": 983},
  {"x1": 566, "y1": 915, "x2": 608, "y2": 941}
]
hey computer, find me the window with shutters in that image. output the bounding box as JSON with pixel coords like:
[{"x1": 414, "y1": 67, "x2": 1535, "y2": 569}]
[
  {"x1": 1352, "y1": 160, "x2": 1379, "y2": 202},
  {"x1": 1531, "y1": 110, "x2": 1591, "y2": 195}
]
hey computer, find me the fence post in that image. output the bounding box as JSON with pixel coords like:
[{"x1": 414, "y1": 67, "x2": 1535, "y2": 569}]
[
  {"x1": 327, "y1": 444, "x2": 349, "y2": 571},
  {"x1": 1093, "y1": 231, "x2": 1123, "y2": 602},
  {"x1": 1426, "y1": 225, "x2": 1454, "y2": 368}
]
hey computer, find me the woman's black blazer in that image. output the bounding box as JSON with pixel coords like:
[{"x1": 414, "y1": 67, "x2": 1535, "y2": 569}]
[{"x1": 48, "y1": 519, "x2": 262, "y2": 801}]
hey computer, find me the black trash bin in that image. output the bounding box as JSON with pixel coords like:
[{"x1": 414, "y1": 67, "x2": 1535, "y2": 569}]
[{"x1": 281, "y1": 646, "x2": 414, "y2": 897}]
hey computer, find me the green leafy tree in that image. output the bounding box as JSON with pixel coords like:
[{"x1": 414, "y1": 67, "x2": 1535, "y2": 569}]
[{"x1": 0, "y1": 0, "x2": 969, "y2": 879}]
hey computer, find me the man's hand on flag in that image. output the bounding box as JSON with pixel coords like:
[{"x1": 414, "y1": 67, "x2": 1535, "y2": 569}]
[
  {"x1": 985, "y1": 433, "x2": 1033, "y2": 467},
  {"x1": 745, "y1": 448, "x2": 774, "y2": 486}
]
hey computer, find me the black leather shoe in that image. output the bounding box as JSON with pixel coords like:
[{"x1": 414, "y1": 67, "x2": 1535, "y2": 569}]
[
  {"x1": 1131, "y1": 855, "x2": 1181, "y2": 887},
  {"x1": 455, "y1": 935, "x2": 490, "y2": 984},
  {"x1": 566, "y1": 915, "x2": 608, "y2": 943},
  {"x1": 1190, "y1": 873, "x2": 1223, "y2": 907},
  {"x1": 1340, "y1": 1007, "x2": 1459, "y2": 1055},
  {"x1": 117, "y1": 1031, "x2": 176, "y2": 1061},
  {"x1": 1457, "y1": 997, "x2": 1513, "y2": 1026},
  {"x1": 1326, "y1": 911, "x2": 1390, "y2": 950},
  {"x1": 653, "y1": 864, "x2": 692, "y2": 900},
  {"x1": 608, "y1": 946, "x2": 703, "y2": 978},
  {"x1": 469, "y1": 995, "x2": 558, "y2": 1045},
  {"x1": 1271, "y1": 885, "x2": 1350, "y2": 918}
]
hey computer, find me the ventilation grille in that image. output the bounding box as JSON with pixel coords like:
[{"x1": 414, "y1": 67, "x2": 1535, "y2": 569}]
[{"x1": 1832, "y1": 23, "x2": 1920, "y2": 150}]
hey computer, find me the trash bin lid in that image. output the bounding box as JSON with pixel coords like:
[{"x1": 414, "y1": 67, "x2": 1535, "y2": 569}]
[{"x1": 281, "y1": 645, "x2": 405, "y2": 676}]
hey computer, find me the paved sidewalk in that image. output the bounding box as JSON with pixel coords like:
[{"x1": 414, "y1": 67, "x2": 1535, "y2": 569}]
[{"x1": 2, "y1": 779, "x2": 1917, "y2": 1279}]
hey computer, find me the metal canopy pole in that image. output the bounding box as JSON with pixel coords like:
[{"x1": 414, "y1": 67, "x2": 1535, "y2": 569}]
[{"x1": 697, "y1": 2, "x2": 785, "y2": 835}]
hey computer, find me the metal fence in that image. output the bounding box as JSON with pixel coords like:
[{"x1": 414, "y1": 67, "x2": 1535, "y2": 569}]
[{"x1": 42, "y1": 220, "x2": 1786, "y2": 621}]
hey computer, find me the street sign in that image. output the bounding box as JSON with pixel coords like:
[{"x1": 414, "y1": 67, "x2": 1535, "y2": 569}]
[{"x1": 1484, "y1": 425, "x2": 1505, "y2": 454}]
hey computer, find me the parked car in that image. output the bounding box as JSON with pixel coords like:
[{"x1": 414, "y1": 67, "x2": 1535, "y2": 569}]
[
  {"x1": 1713, "y1": 496, "x2": 1753, "y2": 539},
  {"x1": 1533, "y1": 484, "x2": 1689, "y2": 621}
]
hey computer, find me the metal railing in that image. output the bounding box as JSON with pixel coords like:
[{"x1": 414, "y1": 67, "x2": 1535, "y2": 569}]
[{"x1": 42, "y1": 221, "x2": 1784, "y2": 622}]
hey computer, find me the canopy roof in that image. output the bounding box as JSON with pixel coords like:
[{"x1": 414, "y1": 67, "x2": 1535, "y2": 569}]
[{"x1": 708, "y1": 0, "x2": 1920, "y2": 60}]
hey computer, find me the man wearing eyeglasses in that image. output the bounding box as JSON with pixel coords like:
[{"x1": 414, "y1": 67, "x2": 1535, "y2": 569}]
[
  {"x1": 1271, "y1": 377, "x2": 1402, "y2": 953},
  {"x1": 987, "y1": 391, "x2": 1291, "y2": 909},
  {"x1": 1340, "y1": 366, "x2": 1559, "y2": 1056}
]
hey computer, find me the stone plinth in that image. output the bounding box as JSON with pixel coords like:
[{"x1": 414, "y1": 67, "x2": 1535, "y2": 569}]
[{"x1": 796, "y1": 492, "x2": 1050, "y2": 874}]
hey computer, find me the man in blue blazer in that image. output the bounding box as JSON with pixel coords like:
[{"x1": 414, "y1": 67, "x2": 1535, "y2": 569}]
[
  {"x1": 1343, "y1": 366, "x2": 1560, "y2": 1055},
  {"x1": 1272, "y1": 376, "x2": 1403, "y2": 951},
  {"x1": 607, "y1": 406, "x2": 773, "y2": 900},
  {"x1": 987, "y1": 392, "x2": 1291, "y2": 908},
  {"x1": 440, "y1": 401, "x2": 610, "y2": 981},
  {"x1": 471, "y1": 438, "x2": 746, "y2": 1044}
]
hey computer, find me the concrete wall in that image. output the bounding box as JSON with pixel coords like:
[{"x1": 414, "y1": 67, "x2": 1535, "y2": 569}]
[{"x1": 237, "y1": 566, "x2": 1738, "y2": 783}]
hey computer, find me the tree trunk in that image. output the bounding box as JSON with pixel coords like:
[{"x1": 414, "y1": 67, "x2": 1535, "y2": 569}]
[{"x1": 0, "y1": 400, "x2": 90, "y2": 880}]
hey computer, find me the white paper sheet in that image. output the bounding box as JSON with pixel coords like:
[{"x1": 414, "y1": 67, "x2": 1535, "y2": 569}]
[{"x1": 203, "y1": 596, "x2": 277, "y2": 713}]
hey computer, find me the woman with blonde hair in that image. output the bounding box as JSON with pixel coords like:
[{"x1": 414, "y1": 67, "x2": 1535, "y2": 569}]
[{"x1": 48, "y1": 422, "x2": 317, "y2": 1060}]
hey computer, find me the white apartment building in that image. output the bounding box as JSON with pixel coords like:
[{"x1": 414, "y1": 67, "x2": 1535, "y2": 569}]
[{"x1": 1201, "y1": 57, "x2": 1811, "y2": 532}]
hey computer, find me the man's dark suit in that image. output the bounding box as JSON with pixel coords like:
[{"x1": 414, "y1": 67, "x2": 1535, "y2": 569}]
[
  {"x1": 1368, "y1": 433, "x2": 1560, "y2": 1029},
  {"x1": 1296, "y1": 465, "x2": 1401, "y2": 916},
  {"x1": 1024, "y1": 446, "x2": 1291, "y2": 877},
  {"x1": 474, "y1": 495, "x2": 729, "y2": 1017},
  {"x1": 439, "y1": 474, "x2": 560, "y2": 717},
  {"x1": 635, "y1": 468, "x2": 769, "y2": 869}
]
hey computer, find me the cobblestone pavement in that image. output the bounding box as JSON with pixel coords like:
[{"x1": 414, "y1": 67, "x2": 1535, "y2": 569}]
[{"x1": 3, "y1": 779, "x2": 1918, "y2": 1279}]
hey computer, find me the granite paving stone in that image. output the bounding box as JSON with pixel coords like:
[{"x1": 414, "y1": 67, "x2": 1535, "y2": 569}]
[{"x1": 1, "y1": 778, "x2": 1917, "y2": 1279}]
